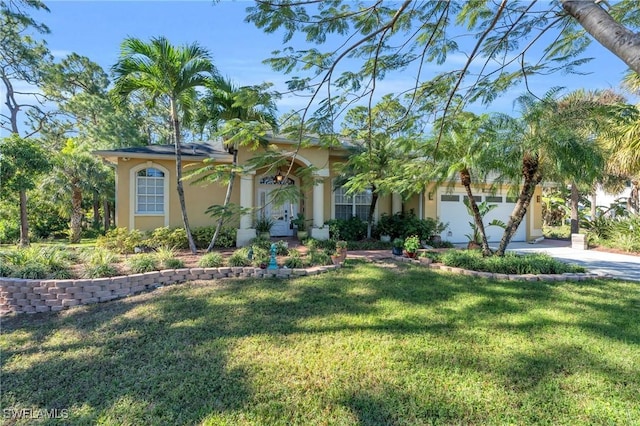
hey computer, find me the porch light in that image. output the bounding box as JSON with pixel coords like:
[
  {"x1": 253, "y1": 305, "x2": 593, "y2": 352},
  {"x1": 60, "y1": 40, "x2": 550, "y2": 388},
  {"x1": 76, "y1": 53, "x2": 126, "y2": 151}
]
[{"x1": 275, "y1": 169, "x2": 284, "y2": 183}]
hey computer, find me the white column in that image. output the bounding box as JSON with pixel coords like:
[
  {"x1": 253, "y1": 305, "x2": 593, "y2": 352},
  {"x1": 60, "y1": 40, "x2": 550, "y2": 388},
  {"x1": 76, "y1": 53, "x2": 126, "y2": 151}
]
[
  {"x1": 392, "y1": 193, "x2": 402, "y2": 214},
  {"x1": 311, "y1": 169, "x2": 330, "y2": 240},
  {"x1": 312, "y1": 181, "x2": 324, "y2": 227},
  {"x1": 237, "y1": 172, "x2": 256, "y2": 246}
]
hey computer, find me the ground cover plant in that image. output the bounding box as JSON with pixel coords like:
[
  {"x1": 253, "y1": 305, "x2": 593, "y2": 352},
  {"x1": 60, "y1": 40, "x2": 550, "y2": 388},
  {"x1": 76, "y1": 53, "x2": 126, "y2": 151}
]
[
  {"x1": 439, "y1": 250, "x2": 586, "y2": 275},
  {"x1": 2, "y1": 262, "x2": 638, "y2": 425}
]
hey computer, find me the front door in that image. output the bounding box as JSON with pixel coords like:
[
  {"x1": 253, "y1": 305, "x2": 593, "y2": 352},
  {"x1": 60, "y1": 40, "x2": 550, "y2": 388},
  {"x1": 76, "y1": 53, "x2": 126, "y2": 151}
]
[{"x1": 258, "y1": 187, "x2": 297, "y2": 237}]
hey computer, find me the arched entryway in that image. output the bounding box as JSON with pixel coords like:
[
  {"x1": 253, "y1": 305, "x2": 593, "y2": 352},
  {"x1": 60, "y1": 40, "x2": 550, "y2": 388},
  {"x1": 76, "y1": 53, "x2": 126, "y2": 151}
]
[{"x1": 256, "y1": 173, "x2": 300, "y2": 237}]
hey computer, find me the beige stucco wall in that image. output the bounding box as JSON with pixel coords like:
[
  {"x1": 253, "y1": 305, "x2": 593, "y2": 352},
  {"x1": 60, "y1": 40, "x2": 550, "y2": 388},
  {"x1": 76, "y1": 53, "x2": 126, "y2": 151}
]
[{"x1": 115, "y1": 158, "x2": 236, "y2": 231}]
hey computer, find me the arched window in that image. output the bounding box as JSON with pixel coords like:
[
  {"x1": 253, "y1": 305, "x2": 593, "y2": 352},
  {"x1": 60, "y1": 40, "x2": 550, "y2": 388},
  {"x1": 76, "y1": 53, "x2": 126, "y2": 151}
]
[{"x1": 136, "y1": 168, "x2": 165, "y2": 213}]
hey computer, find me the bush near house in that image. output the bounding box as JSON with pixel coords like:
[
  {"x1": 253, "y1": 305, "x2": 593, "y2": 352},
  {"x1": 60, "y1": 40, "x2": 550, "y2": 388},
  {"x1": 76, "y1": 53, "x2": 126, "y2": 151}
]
[
  {"x1": 583, "y1": 215, "x2": 640, "y2": 253},
  {"x1": 96, "y1": 226, "x2": 237, "y2": 254}
]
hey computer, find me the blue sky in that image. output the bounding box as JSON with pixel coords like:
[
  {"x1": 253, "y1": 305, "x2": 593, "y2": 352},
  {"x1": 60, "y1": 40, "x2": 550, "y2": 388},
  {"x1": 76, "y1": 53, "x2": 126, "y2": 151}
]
[{"x1": 29, "y1": 1, "x2": 635, "y2": 119}]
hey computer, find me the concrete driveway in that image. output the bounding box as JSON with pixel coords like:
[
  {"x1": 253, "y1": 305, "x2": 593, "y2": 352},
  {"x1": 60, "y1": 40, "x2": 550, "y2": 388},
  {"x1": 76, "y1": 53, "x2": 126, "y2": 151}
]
[{"x1": 503, "y1": 239, "x2": 640, "y2": 282}]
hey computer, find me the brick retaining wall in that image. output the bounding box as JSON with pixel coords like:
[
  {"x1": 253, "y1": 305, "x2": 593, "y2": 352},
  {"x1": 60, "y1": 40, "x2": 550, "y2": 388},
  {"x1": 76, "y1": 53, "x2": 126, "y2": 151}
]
[{"x1": 0, "y1": 265, "x2": 339, "y2": 316}]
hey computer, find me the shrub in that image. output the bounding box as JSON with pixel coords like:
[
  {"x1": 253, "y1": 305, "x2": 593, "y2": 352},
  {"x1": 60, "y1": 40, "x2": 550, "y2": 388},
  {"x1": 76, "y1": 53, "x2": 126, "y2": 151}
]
[
  {"x1": 192, "y1": 226, "x2": 236, "y2": 249},
  {"x1": 84, "y1": 263, "x2": 119, "y2": 279},
  {"x1": 83, "y1": 247, "x2": 119, "y2": 266},
  {"x1": 0, "y1": 261, "x2": 13, "y2": 277},
  {"x1": 251, "y1": 246, "x2": 270, "y2": 267},
  {"x1": 198, "y1": 252, "x2": 224, "y2": 268},
  {"x1": 162, "y1": 258, "x2": 185, "y2": 269},
  {"x1": 127, "y1": 254, "x2": 158, "y2": 273},
  {"x1": 82, "y1": 247, "x2": 119, "y2": 278},
  {"x1": 97, "y1": 228, "x2": 144, "y2": 254},
  {"x1": 284, "y1": 255, "x2": 304, "y2": 269},
  {"x1": 250, "y1": 236, "x2": 271, "y2": 251},
  {"x1": 227, "y1": 250, "x2": 251, "y2": 267},
  {"x1": 155, "y1": 246, "x2": 177, "y2": 263},
  {"x1": 308, "y1": 249, "x2": 332, "y2": 266},
  {"x1": 14, "y1": 262, "x2": 47, "y2": 279},
  {"x1": 148, "y1": 227, "x2": 188, "y2": 249},
  {"x1": 326, "y1": 217, "x2": 367, "y2": 241},
  {"x1": 440, "y1": 250, "x2": 585, "y2": 274},
  {"x1": 274, "y1": 240, "x2": 289, "y2": 256},
  {"x1": 375, "y1": 211, "x2": 447, "y2": 241}
]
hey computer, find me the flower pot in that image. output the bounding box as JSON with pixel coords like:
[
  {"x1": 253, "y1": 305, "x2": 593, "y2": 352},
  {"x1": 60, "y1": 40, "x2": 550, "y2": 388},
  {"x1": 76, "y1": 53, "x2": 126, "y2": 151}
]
[
  {"x1": 331, "y1": 255, "x2": 342, "y2": 265},
  {"x1": 392, "y1": 247, "x2": 403, "y2": 256},
  {"x1": 259, "y1": 232, "x2": 271, "y2": 239},
  {"x1": 297, "y1": 230, "x2": 308, "y2": 240},
  {"x1": 405, "y1": 251, "x2": 417, "y2": 259}
]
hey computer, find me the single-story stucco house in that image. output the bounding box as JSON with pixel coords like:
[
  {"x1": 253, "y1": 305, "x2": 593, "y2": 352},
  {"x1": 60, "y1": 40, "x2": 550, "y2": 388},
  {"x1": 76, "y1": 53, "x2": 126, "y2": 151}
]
[{"x1": 94, "y1": 136, "x2": 544, "y2": 247}]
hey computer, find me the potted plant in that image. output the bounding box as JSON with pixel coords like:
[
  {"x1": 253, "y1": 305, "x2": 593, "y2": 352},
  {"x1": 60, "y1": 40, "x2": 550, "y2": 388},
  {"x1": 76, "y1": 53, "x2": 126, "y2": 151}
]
[
  {"x1": 255, "y1": 216, "x2": 274, "y2": 239},
  {"x1": 392, "y1": 238, "x2": 404, "y2": 256},
  {"x1": 336, "y1": 240, "x2": 348, "y2": 262},
  {"x1": 291, "y1": 213, "x2": 309, "y2": 240},
  {"x1": 376, "y1": 215, "x2": 393, "y2": 242},
  {"x1": 404, "y1": 235, "x2": 420, "y2": 258}
]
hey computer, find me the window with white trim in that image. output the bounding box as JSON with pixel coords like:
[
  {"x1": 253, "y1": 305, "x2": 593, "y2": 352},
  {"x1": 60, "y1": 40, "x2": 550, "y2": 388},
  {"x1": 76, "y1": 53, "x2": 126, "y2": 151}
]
[
  {"x1": 334, "y1": 186, "x2": 372, "y2": 221},
  {"x1": 136, "y1": 168, "x2": 165, "y2": 214}
]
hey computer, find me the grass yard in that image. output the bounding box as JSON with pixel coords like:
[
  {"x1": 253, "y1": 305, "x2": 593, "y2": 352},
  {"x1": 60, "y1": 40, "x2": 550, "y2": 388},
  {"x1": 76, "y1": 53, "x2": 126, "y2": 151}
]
[{"x1": 2, "y1": 261, "x2": 639, "y2": 425}]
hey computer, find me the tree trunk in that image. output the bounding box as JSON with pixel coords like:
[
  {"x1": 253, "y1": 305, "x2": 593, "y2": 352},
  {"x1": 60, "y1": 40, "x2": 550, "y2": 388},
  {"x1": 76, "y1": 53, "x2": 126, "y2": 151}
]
[
  {"x1": 69, "y1": 185, "x2": 83, "y2": 243},
  {"x1": 92, "y1": 190, "x2": 101, "y2": 229},
  {"x1": 103, "y1": 199, "x2": 111, "y2": 231},
  {"x1": 570, "y1": 181, "x2": 580, "y2": 234},
  {"x1": 562, "y1": 0, "x2": 640, "y2": 74},
  {"x1": 18, "y1": 189, "x2": 29, "y2": 247},
  {"x1": 628, "y1": 179, "x2": 639, "y2": 215},
  {"x1": 590, "y1": 192, "x2": 597, "y2": 222},
  {"x1": 496, "y1": 153, "x2": 542, "y2": 256},
  {"x1": 460, "y1": 168, "x2": 492, "y2": 256},
  {"x1": 171, "y1": 98, "x2": 197, "y2": 253},
  {"x1": 207, "y1": 150, "x2": 238, "y2": 252},
  {"x1": 366, "y1": 189, "x2": 378, "y2": 240}
]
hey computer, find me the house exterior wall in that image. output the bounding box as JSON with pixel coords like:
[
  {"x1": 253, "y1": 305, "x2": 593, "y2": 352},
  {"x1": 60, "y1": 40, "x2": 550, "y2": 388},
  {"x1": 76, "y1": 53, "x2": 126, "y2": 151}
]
[
  {"x1": 107, "y1": 144, "x2": 543, "y2": 243},
  {"x1": 114, "y1": 158, "x2": 237, "y2": 231}
]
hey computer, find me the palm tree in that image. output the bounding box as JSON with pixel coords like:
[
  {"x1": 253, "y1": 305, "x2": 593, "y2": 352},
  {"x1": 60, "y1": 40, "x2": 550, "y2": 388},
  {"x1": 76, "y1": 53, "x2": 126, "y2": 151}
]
[
  {"x1": 432, "y1": 112, "x2": 500, "y2": 256},
  {"x1": 494, "y1": 89, "x2": 617, "y2": 255},
  {"x1": 492, "y1": 89, "x2": 567, "y2": 256},
  {"x1": 42, "y1": 140, "x2": 97, "y2": 243},
  {"x1": 112, "y1": 36, "x2": 215, "y2": 253},
  {"x1": 188, "y1": 77, "x2": 278, "y2": 251}
]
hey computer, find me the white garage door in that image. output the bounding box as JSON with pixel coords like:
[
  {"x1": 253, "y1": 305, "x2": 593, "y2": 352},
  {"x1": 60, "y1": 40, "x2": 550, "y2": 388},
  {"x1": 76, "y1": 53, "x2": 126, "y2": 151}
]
[{"x1": 437, "y1": 191, "x2": 527, "y2": 244}]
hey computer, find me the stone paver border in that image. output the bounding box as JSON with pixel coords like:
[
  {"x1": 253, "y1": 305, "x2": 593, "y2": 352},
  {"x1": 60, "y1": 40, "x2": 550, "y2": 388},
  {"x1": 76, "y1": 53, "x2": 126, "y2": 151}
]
[
  {"x1": 391, "y1": 254, "x2": 604, "y2": 281},
  {"x1": 1, "y1": 252, "x2": 607, "y2": 316},
  {"x1": 0, "y1": 264, "x2": 340, "y2": 316}
]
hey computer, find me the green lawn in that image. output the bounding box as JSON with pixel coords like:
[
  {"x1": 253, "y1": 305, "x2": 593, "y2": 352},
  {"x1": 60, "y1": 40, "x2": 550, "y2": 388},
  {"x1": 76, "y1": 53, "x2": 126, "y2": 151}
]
[{"x1": 2, "y1": 261, "x2": 639, "y2": 425}]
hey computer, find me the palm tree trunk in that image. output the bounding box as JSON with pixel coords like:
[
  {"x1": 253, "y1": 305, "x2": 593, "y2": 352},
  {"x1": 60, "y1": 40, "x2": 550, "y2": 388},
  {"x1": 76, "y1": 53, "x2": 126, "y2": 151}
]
[
  {"x1": 366, "y1": 188, "x2": 378, "y2": 240},
  {"x1": 570, "y1": 181, "x2": 580, "y2": 234},
  {"x1": 103, "y1": 199, "x2": 111, "y2": 231},
  {"x1": 171, "y1": 99, "x2": 197, "y2": 253},
  {"x1": 92, "y1": 190, "x2": 101, "y2": 229},
  {"x1": 207, "y1": 150, "x2": 238, "y2": 252},
  {"x1": 460, "y1": 169, "x2": 491, "y2": 256},
  {"x1": 496, "y1": 153, "x2": 542, "y2": 256},
  {"x1": 18, "y1": 189, "x2": 29, "y2": 247},
  {"x1": 590, "y1": 192, "x2": 597, "y2": 222},
  {"x1": 69, "y1": 185, "x2": 83, "y2": 243}
]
